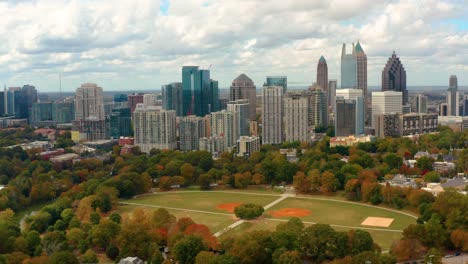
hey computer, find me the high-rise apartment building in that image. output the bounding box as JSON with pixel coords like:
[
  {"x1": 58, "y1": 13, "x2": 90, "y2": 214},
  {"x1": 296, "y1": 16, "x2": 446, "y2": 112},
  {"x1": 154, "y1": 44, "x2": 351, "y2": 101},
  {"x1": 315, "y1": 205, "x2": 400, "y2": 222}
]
[
  {"x1": 31, "y1": 102, "x2": 53, "y2": 127},
  {"x1": 328, "y1": 80, "x2": 337, "y2": 112},
  {"x1": 74, "y1": 83, "x2": 105, "y2": 120},
  {"x1": 415, "y1": 94, "x2": 428, "y2": 113},
  {"x1": 182, "y1": 66, "x2": 219, "y2": 116},
  {"x1": 462, "y1": 95, "x2": 468, "y2": 116},
  {"x1": 179, "y1": 115, "x2": 208, "y2": 151},
  {"x1": 237, "y1": 136, "x2": 261, "y2": 157},
  {"x1": 284, "y1": 92, "x2": 309, "y2": 142},
  {"x1": 210, "y1": 110, "x2": 239, "y2": 149},
  {"x1": 143, "y1": 94, "x2": 160, "y2": 107},
  {"x1": 230, "y1": 74, "x2": 257, "y2": 120},
  {"x1": 266, "y1": 76, "x2": 287, "y2": 94},
  {"x1": 110, "y1": 108, "x2": 132, "y2": 138},
  {"x1": 371, "y1": 91, "x2": 403, "y2": 128},
  {"x1": 162, "y1": 82, "x2": 183, "y2": 116},
  {"x1": 227, "y1": 99, "x2": 250, "y2": 136},
  {"x1": 439, "y1": 103, "x2": 448, "y2": 116},
  {"x1": 52, "y1": 101, "x2": 74, "y2": 124},
  {"x1": 262, "y1": 86, "x2": 283, "y2": 144},
  {"x1": 382, "y1": 52, "x2": 408, "y2": 105},
  {"x1": 199, "y1": 136, "x2": 225, "y2": 156},
  {"x1": 310, "y1": 86, "x2": 328, "y2": 128},
  {"x1": 447, "y1": 75, "x2": 460, "y2": 116},
  {"x1": 128, "y1": 93, "x2": 144, "y2": 113},
  {"x1": 133, "y1": 105, "x2": 177, "y2": 153}
]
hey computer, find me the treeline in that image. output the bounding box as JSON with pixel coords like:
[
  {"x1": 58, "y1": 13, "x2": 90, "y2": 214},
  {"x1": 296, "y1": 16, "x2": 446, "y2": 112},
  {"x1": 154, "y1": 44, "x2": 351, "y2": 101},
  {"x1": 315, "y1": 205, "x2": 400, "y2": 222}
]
[
  {"x1": 0, "y1": 203, "x2": 398, "y2": 264},
  {"x1": 391, "y1": 189, "x2": 467, "y2": 262}
]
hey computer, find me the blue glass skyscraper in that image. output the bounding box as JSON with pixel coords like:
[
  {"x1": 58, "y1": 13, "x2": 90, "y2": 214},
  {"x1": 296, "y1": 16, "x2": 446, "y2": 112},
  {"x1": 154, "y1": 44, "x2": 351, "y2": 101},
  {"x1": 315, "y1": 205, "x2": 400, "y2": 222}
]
[
  {"x1": 341, "y1": 43, "x2": 357, "y2": 88},
  {"x1": 182, "y1": 66, "x2": 219, "y2": 116}
]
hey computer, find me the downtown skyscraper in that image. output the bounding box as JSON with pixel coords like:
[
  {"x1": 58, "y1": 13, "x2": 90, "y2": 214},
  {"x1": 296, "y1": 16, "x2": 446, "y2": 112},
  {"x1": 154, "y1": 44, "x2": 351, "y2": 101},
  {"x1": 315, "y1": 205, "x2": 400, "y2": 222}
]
[
  {"x1": 316, "y1": 56, "x2": 328, "y2": 94},
  {"x1": 382, "y1": 52, "x2": 407, "y2": 105},
  {"x1": 341, "y1": 42, "x2": 367, "y2": 123},
  {"x1": 447, "y1": 75, "x2": 460, "y2": 116},
  {"x1": 182, "y1": 66, "x2": 219, "y2": 117},
  {"x1": 230, "y1": 74, "x2": 257, "y2": 120}
]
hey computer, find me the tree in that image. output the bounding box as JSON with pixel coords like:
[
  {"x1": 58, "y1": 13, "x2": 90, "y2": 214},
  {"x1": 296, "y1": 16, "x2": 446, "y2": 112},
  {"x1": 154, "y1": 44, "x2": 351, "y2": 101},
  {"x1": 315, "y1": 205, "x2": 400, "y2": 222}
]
[
  {"x1": 49, "y1": 251, "x2": 79, "y2": 264},
  {"x1": 424, "y1": 248, "x2": 442, "y2": 264},
  {"x1": 351, "y1": 251, "x2": 379, "y2": 264},
  {"x1": 181, "y1": 163, "x2": 195, "y2": 184},
  {"x1": 416, "y1": 156, "x2": 433, "y2": 171},
  {"x1": 234, "y1": 173, "x2": 251, "y2": 188},
  {"x1": 274, "y1": 250, "x2": 302, "y2": 264},
  {"x1": 320, "y1": 171, "x2": 336, "y2": 193},
  {"x1": 450, "y1": 229, "x2": 468, "y2": 251},
  {"x1": 24, "y1": 231, "x2": 42, "y2": 256},
  {"x1": 300, "y1": 224, "x2": 340, "y2": 262},
  {"x1": 384, "y1": 153, "x2": 403, "y2": 170},
  {"x1": 348, "y1": 229, "x2": 374, "y2": 256},
  {"x1": 293, "y1": 172, "x2": 311, "y2": 193},
  {"x1": 90, "y1": 219, "x2": 120, "y2": 249},
  {"x1": 225, "y1": 230, "x2": 274, "y2": 264},
  {"x1": 198, "y1": 174, "x2": 213, "y2": 190},
  {"x1": 158, "y1": 176, "x2": 172, "y2": 190},
  {"x1": 390, "y1": 239, "x2": 425, "y2": 262},
  {"x1": 80, "y1": 249, "x2": 98, "y2": 264},
  {"x1": 42, "y1": 231, "x2": 68, "y2": 255},
  {"x1": 234, "y1": 204, "x2": 264, "y2": 219},
  {"x1": 423, "y1": 171, "x2": 440, "y2": 183},
  {"x1": 173, "y1": 235, "x2": 207, "y2": 264}
]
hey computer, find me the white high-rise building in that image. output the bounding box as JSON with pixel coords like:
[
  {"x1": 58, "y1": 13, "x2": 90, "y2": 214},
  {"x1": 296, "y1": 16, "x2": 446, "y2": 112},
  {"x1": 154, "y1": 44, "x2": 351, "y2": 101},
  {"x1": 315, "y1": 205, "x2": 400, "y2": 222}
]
[
  {"x1": 210, "y1": 110, "x2": 239, "y2": 149},
  {"x1": 284, "y1": 93, "x2": 309, "y2": 142},
  {"x1": 336, "y1": 88, "x2": 363, "y2": 101},
  {"x1": 227, "y1": 99, "x2": 250, "y2": 136},
  {"x1": 262, "y1": 86, "x2": 283, "y2": 144},
  {"x1": 371, "y1": 91, "x2": 403, "y2": 128},
  {"x1": 143, "y1": 94, "x2": 160, "y2": 107},
  {"x1": 415, "y1": 94, "x2": 428, "y2": 113},
  {"x1": 74, "y1": 83, "x2": 104, "y2": 120},
  {"x1": 133, "y1": 105, "x2": 177, "y2": 153}
]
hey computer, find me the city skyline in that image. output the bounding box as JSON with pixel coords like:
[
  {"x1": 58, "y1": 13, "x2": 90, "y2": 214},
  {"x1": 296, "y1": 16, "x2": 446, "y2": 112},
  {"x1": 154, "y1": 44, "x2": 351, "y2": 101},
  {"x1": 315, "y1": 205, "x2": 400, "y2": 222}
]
[{"x1": 0, "y1": 0, "x2": 467, "y2": 92}]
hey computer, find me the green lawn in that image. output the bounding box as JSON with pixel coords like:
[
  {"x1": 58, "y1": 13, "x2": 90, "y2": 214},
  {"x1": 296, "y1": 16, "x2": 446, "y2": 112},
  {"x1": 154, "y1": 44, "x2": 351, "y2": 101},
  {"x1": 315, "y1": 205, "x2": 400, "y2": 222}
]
[
  {"x1": 118, "y1": 204, "x2": 236, "y2": 233},
  {"x1": 127, "y1": 191, "x2": 279, "y2": 213},
  {"x1": 265, "y1": 197, "x2": 416, "y2": 230},
  {"x1": 221, "y1": 219, "x2": 402, "y2": 251}
]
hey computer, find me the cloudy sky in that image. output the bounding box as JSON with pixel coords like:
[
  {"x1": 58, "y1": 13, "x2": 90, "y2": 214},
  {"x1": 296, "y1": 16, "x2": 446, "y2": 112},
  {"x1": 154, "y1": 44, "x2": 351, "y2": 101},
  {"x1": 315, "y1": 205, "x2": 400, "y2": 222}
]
[{"x1": 0, "y1": 0, "x2": 467, "y2": 92}]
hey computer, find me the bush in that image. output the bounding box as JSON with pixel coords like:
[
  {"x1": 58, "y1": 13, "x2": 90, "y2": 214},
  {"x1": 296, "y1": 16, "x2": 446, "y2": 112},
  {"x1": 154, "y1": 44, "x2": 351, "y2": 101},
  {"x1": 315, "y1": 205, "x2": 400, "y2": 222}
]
[
  {"x1": 234, "y1": 204, "x2": 264, "y2": 219},
  {"x1": 106, "y1": 245, "x2": 119, "y2": 260}
]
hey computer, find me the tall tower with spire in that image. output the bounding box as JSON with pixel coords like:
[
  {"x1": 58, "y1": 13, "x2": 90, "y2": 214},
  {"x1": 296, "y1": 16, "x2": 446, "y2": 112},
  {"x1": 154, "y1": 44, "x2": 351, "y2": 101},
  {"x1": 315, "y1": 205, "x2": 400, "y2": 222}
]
[
  {"x1": 381, "y1": 51, "x2": 407, "y2": 104},
  {"x1": 355, "y1": 41, "x2": 368, "y2": 123}
]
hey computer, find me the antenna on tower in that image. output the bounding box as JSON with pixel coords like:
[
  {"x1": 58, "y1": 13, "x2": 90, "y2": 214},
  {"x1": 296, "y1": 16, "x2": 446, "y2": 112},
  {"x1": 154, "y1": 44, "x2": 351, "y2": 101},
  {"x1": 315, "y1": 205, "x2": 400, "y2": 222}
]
[{"x1": 208, "y1": 64, "x2": 212, "y2": 70}]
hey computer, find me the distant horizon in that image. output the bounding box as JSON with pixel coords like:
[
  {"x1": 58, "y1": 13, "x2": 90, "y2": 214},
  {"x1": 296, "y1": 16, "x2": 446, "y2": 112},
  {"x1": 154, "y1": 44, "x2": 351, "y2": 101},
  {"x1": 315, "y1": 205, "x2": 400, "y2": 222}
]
[{"x1": 39, "y1": 85, "x2": 468, "y2": 95}]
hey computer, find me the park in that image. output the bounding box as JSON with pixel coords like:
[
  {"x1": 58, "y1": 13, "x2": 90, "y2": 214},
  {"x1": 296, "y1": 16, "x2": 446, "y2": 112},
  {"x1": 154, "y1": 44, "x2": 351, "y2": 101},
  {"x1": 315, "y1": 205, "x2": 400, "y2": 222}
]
[{"x1": 119, "y1": 189, "x2": 418, "y2": 250}]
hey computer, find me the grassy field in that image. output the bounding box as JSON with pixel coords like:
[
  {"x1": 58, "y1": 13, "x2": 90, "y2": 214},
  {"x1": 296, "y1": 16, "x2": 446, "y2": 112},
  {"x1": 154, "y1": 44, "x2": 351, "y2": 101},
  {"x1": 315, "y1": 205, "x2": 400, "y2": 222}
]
[
  {"x1": 265, "y1": 197, "x2": 416, "y2": 230},
  {"x1": 128, "y1": 191, "x2": 279, "y2": 213},
  {"x1": 221, "y1": 218, "x2": 402, "y2": 250},
  {"x1": 120, "y1": 190, "x2": 416, "y2": 250}
]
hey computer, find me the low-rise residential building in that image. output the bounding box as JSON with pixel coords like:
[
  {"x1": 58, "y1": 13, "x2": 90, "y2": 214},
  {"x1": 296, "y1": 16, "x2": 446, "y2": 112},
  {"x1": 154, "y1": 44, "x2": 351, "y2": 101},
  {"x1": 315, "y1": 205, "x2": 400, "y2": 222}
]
[
  {"x1": 39, "y1": 149, "x2": 65, "y2": 161},
  {"x1": 433, "y1": 161, "x2": 456, "y2": 174},
  {"x1": 375, "y1": 113, "x2": 438, "y2": 138},
  {"x1": 329, "y1": 135, "x2": 374, "y2": 147},
  {"x1": 50, "y1": 153, "x2": 80, "y2": 163}
]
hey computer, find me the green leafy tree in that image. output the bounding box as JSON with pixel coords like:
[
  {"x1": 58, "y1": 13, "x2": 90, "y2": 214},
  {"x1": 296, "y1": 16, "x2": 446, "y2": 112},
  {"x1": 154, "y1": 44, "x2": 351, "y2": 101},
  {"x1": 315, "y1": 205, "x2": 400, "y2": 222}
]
[
  {"x1": 173, "y1": 235, "x2": 207, "y2": 264},
  {"x1": 424, "y1": 248, "x2": 442, "y2": 264},
  {"x1": 80, "y1": 249, "x2": 98, "y2": 264},
  {"x1": 423, "y1": 171, "x2": 440, "y2": 183},
  {"x1": 234, "y1": 204, "x2": 264, "y2": 219},
  {"x1": 49, "y1": 251, "x2": 79, "y2": 264}
]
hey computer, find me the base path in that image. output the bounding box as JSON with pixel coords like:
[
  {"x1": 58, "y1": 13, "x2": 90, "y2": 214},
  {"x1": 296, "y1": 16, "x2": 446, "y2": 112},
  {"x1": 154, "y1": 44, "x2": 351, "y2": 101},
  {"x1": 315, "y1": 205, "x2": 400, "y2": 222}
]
[{"x1": 214, "y1": 192, "x2": 295, "y2": 237}]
